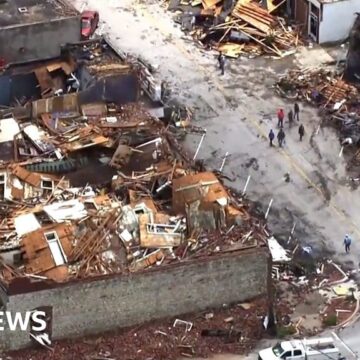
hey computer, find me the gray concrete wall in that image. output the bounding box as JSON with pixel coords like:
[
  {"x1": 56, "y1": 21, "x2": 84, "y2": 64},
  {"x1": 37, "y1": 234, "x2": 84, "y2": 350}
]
[
  {"x1": 0, "y1": 248, "x2": 270, "y2": 351},
  {"x1": 0, "y1": 17, "x2": 81, "y2": 64}
]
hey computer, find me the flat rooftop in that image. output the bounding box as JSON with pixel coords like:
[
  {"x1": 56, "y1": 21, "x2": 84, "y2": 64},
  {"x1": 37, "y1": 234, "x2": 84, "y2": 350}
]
[{"x1": 0, "y1": 0, "x2": 78, "y2": 28}]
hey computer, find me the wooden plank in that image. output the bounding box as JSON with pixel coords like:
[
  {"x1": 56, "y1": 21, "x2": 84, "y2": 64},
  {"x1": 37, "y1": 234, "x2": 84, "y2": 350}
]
[
  {"x1": 34, "y1": 68, "x2": 54, "y2": 92},
  {"x1": 233, "y1": 12, "x2": 272, "y2": 34},
  {"x1": 202, "y1": 0, "x2": 221, "y2": 8}
]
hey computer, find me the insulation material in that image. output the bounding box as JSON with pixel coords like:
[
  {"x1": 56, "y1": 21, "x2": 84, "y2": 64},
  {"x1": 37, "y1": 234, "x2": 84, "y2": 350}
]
[
  {"x1": 14, "y1": 213, "x2": 41, "y2": 237},
  {"x1": 0, "y1": 118, "x2": 20, "y2": 143},
  {"x1": 43, "y1": 200, "x2": 87, "y2": 222}
]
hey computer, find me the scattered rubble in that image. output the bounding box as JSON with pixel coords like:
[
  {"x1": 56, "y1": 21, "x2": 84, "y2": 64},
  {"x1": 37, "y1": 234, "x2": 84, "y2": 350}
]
[
  {"x1": 0, "y1": 36, "x2": 272, "y2": 287},
  {"x1": 165, "y1": 0, "x2": 301, "y2": 58},
  {"x1": 275, "y1": 68, "x2": 360, "y2": 114},
  {"x1": 275, "y1": 65, "x2": 360, "y2": 172},
  {"x1": 7, "y1": 298, "x2": 267, "y2": 360},
  {"x1": 271, "y1": 236, "x2": 359, "y2": 336}
]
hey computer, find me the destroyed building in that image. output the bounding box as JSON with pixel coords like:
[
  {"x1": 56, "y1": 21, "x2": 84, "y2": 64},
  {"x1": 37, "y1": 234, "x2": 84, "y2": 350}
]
[
  {"x1": 166, "y1": 0, "x2": 300, "y2": 58},
  {"x1": 289, "y1": 0, "x2": 360, "y2": 44},
  {"x1": 0, "y1": 36, "x2": 272, "y2": 351},
  {"x1": 0, "y1": 39, "x2": 139, "y2": 108},
  {"x1": 0, "y1": 0, "x2": 81, "y2": 65},
  {"x1": 345, "y1": 14, "x2": 360, "y2": 83}
]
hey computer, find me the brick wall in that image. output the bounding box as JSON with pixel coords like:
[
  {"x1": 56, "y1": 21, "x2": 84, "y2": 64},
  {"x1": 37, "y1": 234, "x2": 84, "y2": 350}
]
[{"x1": 0, "y1": 248, "x2": 270, "y2": 351}]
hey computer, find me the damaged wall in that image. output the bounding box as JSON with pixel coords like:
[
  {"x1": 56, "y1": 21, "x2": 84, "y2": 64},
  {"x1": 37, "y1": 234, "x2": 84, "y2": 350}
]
[
  {"x1": 0, "y1": 248, "x2": 270, "y2": 351},
  {"x1": 319, "y1": 0, "x2": 359, "y2": 44},
  {"x1": 0, "y1": 17, "x2": 81, "y2": 64},
  {"x1": 345, "y1": 14, "x2": 360, "y2": 82},
  {"x1": 78, "y1": 74, "x2": 139, "y2": 105}
]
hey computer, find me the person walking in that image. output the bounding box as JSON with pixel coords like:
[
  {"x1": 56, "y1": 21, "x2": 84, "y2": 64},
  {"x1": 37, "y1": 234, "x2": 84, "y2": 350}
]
[
  {"x1": 218, "y1": 52, "x2": 225, "y2": 75},
  {"x1": 277, "y1": 128, "x2": 285, "y2": 147},
  {"x1": 268, "y1": 129, "x2": 275, "y2": 147},
  {"x1": 298, "y1": 123, "x2": 305, "y2": 141},
  {"x1": 288, "y1": 109, "x2": 294, "y2": 128},
  {"x1": 277, "y1": 108, "x2": 284, "y2": 128},
  {"x1": 294, "y1": 102, "x2": 300, "y2": 121},
  {"x1": 190, "y1": 14, "x2": 196, "y2": 29},
  {"x1": 344, "y1": 234, "x2": 352, "y2": 253}
]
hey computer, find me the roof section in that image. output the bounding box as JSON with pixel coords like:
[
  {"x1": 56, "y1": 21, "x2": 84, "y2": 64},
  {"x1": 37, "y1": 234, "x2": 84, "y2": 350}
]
[{"x1": 0, "y1": 0, "x2": 78, "y2": 28}]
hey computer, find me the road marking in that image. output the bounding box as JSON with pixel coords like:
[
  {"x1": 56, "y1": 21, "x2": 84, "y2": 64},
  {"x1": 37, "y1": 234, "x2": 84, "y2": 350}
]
[{"x1": 131, "y1": 3, "x2": 360, "y2": 238}]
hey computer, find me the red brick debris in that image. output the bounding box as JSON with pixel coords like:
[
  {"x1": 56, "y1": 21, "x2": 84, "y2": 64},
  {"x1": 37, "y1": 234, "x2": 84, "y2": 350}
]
[{"x1": 6, "y1": 298, "x2": 267, "y2": 360}]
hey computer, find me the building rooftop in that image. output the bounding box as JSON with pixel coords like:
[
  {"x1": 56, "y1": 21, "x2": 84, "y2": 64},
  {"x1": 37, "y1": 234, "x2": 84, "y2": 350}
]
[{"x1": 0, "y1": 0, "x2": 78, "y2": 28}]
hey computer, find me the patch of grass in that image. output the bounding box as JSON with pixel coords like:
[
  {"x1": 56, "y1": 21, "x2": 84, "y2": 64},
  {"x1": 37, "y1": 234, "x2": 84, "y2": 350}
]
[
  {"x1": 323, "y1": 314, "x2": 337, "y2": 327},
  {"x1": 277, "y1": 325, "x2": 296, "y2": 339}
]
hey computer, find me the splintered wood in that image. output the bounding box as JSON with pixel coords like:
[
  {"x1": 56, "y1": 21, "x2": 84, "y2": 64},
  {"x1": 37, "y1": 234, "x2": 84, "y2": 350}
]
[
  {"x1": 216, "y1": 1, "x2": 300, "y2": 57},
  {"x1": 166, "y1": 0, "x2": 300, "y2": 57},
  {"x1": 276, "y1": 68, "x2": 360, "y2": 112},
  {"x1": 70, "y1": 210, "x2": 123, "y2": 277}
]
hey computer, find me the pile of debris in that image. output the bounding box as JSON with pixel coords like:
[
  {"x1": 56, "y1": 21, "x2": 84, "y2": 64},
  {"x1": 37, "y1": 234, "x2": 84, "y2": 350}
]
[
  {"x1": 275, "y1": 66, "x2": 360, "y2": 170},
  {"x1": 275, "y1": 68, "x2": 360, "y2": 114},
  {"x1": 167, "y1": 0, "x2": 301, "y2": 57},
  {"x1": 270, "y1": 237, "x2": 360, "y2": 335},
  {"x1": 0, "y1": 37, "x2": 271, "y2": 286},
  {"x1": 0, "y1": 99, "x2": 268, "y2": 284},
  {"x1": 8, "y1": 297, "x2": 267, "y2": 360}
]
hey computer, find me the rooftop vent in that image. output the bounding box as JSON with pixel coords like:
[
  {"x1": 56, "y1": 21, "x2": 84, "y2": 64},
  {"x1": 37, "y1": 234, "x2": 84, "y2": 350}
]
[{"x1": 18, "y1": 7, "x2": 28, "y2": 13}]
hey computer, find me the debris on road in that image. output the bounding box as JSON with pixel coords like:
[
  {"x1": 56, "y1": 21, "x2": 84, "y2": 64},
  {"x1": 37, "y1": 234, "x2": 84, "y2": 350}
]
[
  {"x1": 165, "y1": 0, "x2": 301, "y2": 58},
  {"x1": 275, "y1": 65, "x2": 360, "y2": 172},
  {"x1": 8, "y1": 297, "x2": 268, "y2": 360},
  {"x1": 275, "y1": 68, "x2": 359, "y2": 113}
]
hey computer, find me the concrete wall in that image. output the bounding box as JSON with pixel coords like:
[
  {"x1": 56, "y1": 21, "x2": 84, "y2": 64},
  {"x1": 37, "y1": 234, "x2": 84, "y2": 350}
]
[
  {"x1": 0, "y1": 248, "x2": 270, "y2": 351},
  {"x1": 319, "y1": 0, "x2": 359, "y2": 44},
  {"x1": 0, "y1": 17, "x2": 81, "y2": 64}
]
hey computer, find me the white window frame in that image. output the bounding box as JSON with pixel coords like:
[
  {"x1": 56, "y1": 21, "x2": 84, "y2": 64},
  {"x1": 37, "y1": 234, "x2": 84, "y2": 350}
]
[{"x1": 44, "y1": 231, "x2": 67, "y2": 266}]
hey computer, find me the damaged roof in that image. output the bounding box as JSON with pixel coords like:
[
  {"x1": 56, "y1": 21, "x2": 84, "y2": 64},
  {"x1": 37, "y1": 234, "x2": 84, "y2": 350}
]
[{"x1": 0, "y1": 37, "x2": 270, "y2": 292}]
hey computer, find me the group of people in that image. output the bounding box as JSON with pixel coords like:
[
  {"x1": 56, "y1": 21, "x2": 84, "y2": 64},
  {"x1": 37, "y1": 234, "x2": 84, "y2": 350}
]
[
  {"x1": 268, "y1": 103, "x2": 305, "y2": 148},
  {"x1": 216, "y1": 53, "x2": 305, "y2": 148}
]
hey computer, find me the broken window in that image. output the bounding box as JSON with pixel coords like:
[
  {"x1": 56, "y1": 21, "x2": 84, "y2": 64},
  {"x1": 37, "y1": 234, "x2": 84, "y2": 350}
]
[
  {"x1": 34, "y1": 211, "x2": 53, "y2": 225},
  {"x1": 41, "y1": 180, "x2": 53, "y2": 190},
  {"x1": 44, "y1": 231, "x2": 67, "y2": 266},
  {"x1": 0, "y1": 174, "x2": 4, "y2": 200},
  {"x1": 134, "y1": 208, "x2": 145, "y2": 215},
  {"x1": 84, "y1": 201, "x2": 97, "y2": 211}
]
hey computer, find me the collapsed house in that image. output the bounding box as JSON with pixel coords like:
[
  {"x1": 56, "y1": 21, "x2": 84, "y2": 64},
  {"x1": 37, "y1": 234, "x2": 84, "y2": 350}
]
[
  {"x1": 0, "y1": 37, "x2": 272, "y2": 351},
  {"x1": 166, "y1": 0, "x2": 300, "y2": 57},
  {"x1": 0, "y1": 39, "x2": 139, "y2": 108}
]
